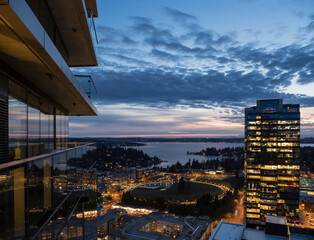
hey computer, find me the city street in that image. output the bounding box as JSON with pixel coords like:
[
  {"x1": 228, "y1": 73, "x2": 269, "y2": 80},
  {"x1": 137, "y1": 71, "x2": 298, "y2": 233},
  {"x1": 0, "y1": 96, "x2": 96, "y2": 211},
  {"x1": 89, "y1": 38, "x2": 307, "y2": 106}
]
[
  {"x1": 228, "y1": 191, "x2": 244, "y2": 224},
  {"x1": 300, "y1": 210, "x2": 314, "y2": 229}
]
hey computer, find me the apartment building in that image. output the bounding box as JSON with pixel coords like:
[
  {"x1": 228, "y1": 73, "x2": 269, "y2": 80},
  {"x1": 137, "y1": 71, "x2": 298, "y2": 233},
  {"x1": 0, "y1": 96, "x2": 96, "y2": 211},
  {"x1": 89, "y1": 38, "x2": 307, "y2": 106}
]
[
  {"x1": 0, "y1": 0, "x2": 99, "y2": 239},
  {"x1": 245, "y1": 99, "x2": 300, "y2": 224},
  {"x1": 109, "y1": 213, "x2": 212, "y2": 240}
]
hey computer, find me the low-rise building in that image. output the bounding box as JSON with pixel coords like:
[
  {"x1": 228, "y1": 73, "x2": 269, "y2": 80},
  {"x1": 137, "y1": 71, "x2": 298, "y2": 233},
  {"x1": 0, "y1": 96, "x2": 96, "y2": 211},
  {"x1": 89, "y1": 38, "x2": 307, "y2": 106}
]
[
  {"x1": 209, "y1": 216, "x2": 314, "y2": 240},
  {"x1": 97, "y1": 209, "x2": 127, "y2": 239},
  {"x1": 108, "y1": 213, "x2": 212, "y2": 240}
]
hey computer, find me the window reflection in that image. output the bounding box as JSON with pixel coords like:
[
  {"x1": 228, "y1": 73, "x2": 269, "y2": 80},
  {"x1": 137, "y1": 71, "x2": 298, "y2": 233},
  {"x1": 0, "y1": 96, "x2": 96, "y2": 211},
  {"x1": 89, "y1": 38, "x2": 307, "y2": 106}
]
[
  {"x1": 56, "y1": 111, "x2": 69, "y2": 151},
  {"x1": 27, "y1": 157, "x2": 52, "y2": 237},
  {"x1": 40, "y1": 111, "x2": 54, "y2": 153},
  {"x1": 53, "y1": 153, "x2": 68, "y2": 208},
  {"x1": 28, "y1": 105, "x2": 40, "y2": 157},
  {"x1": 0, "y1": 166, "x2": 26, "y2": 239},
  {"x1": 9, "y1": 97, "x2": 27, "y2": 161},
  {"x1": 8, "y1": 94, "x2": 69, "y2": 162}
]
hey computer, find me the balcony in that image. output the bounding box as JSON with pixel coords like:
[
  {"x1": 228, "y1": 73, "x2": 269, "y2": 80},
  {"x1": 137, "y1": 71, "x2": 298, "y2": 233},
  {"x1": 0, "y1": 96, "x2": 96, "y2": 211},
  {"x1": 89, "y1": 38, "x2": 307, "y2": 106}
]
[
  {"x1": 0, "y1": 143, "x2": 98, "y2": 239},
  {"x1": 0, "y1": 0, "x2": 98, "y2": 116},
  {"x1": 44, "y1": 0, "x2": 99, "y2": 66},
  {"x1": 75, "y1": 75, "x2": 98, "y2": 102}
]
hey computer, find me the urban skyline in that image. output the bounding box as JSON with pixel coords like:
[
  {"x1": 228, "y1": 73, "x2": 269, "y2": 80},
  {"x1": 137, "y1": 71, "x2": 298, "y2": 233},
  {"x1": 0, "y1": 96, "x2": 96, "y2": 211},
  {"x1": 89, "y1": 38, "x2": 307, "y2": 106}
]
[{"x1": 0, "y1": 0, "x2": 313, "y2": 239}]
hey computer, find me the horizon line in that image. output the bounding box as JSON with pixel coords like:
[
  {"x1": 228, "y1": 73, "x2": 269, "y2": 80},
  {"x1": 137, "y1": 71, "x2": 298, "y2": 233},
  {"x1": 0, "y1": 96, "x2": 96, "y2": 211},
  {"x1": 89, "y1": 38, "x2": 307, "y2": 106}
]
[{"x1": 69, "y1": 134, "x2": 242, "y2": 138}]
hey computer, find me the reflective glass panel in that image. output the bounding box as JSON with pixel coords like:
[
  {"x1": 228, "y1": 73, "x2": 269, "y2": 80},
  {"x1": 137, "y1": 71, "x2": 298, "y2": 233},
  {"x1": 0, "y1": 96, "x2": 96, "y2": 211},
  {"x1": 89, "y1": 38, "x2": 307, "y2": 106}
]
[
  {"x1": 9, "y1": 96, "x2": 27, "y2": 161},
  {"x1": 28, "y1": 105, "x2": 40, "y2": 157},
  {"x1": 27, "y1": 157, "x2": 52, "y2": 237}
]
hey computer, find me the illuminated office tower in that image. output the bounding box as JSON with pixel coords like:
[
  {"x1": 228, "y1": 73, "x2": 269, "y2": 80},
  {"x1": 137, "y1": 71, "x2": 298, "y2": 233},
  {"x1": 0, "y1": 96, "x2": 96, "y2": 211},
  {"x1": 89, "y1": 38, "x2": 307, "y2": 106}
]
[
  {"x1": 245, "y1": 99, "x2": 300, "y2": 225},
  {"x1": 0, "y1": 0, "x2": 99, "y2": 239}
]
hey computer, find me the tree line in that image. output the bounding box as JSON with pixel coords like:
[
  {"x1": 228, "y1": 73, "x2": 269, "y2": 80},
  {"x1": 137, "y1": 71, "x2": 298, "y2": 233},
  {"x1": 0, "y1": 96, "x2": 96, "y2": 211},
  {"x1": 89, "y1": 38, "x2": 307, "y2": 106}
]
[{"x1": 121, "y1": 188, "x2": 238, "y2": 220}]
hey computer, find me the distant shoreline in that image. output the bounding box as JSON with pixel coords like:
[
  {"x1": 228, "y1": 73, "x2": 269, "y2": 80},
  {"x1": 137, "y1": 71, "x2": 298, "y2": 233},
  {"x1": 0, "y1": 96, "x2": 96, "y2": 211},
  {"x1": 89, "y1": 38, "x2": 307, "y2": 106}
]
[{"x1": 69, "y1": 137, "x2": 314, "y2": 144}]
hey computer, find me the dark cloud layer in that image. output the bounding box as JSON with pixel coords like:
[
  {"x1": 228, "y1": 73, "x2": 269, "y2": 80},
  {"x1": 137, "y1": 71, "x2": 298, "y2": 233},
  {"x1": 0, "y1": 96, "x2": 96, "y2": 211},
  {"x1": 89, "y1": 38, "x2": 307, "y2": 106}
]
[
  {"x1": 305, "y1": 14, "x2": 314, "y2": 32},
  {"x1": 78, "y1": 8, "x2": 314, "y2": 110},
  {"x1": 90, "y1": 68, "x2": 313, "y2": 109}
]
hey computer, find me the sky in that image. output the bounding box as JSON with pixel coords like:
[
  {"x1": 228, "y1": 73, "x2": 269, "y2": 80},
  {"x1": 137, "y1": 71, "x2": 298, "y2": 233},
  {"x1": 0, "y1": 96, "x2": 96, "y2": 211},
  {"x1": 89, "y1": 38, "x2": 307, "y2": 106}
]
[{"x1": 71, "y1": 0, "x2": 314, "y2": 138}]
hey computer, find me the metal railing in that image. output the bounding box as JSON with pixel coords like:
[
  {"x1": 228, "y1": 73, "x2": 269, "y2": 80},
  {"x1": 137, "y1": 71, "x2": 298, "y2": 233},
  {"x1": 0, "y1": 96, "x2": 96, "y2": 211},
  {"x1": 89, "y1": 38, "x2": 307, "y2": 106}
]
[
  {"x1": 75, "y1": 75, "x2": 98, "y2": 101},
  {"x1": 0, "y1": 143, "x2": 98, "y2": 240}
]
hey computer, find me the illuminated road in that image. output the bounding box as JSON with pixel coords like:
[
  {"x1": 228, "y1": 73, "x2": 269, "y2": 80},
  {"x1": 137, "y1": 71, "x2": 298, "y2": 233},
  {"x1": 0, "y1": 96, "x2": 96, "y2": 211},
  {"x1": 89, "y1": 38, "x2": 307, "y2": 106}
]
[
  {"x1": 190, "y1": 179, "x2": 232, "y2": 199},
  {"x1": 123, "y1": 179, "x2": 231, "y2": 201},
  {"x1": 228, "y1": 191, "x2": 244, "y2": 224},
  {"x1": 300, "y1": 211, "x2": 314, "y2": 228}
]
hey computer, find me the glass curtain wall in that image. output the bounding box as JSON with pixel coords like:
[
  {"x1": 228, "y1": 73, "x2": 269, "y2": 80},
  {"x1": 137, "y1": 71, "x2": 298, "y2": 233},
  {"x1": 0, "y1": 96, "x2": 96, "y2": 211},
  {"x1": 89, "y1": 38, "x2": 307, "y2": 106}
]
[
  {"x1": 245, "y1": 100, "x2": 300, "y2": 225},
  {"x1": 56, "y1": 110, "x2": 69, "y2": 151},
  {"x1": 8, "y1": 80, "x2": 68, "y2": 163},
  {"x1": 40, "y1": 110, "x2": 54, "y2": 153},
  {"x1": 28, "y1": 100, "x2": 40, "y2": 158},
  {"x1": 8, "y1": 97, "x2": 27, "y2": 161},
  {"x1": 0, "y1": 145, "x2": 97, "y2": 240}
]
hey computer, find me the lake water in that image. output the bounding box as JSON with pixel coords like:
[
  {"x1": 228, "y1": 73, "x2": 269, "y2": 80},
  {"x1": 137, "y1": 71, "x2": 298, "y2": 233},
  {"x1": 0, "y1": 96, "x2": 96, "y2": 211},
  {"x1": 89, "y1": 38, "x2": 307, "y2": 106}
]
[
  {"x1": 130, "y1": 142, "x2": 314, "y2": 167},
  {"x1": 131, "y1": 142, "x2": 243, "y2": 167}
]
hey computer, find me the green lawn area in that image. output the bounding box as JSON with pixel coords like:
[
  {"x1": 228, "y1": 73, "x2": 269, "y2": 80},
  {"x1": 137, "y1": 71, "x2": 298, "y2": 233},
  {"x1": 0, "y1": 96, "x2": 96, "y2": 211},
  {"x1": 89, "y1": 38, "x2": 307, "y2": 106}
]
[
  {"x1": 130, "y1": 181, "x2": 223, "y2": 202},
  {"x1": 196, "y1": 175, "x2": 243, "y2": 190},
  {"x1": 208, "y1": 176, "x2": 237, "y2": 189}
]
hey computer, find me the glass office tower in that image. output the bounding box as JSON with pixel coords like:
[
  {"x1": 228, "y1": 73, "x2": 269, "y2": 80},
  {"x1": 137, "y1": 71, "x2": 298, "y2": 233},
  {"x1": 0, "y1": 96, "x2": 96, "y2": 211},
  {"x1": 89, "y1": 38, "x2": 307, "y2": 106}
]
[
  {"x1": 245, "y1": 99, "x2": 300, "y2": 225},
  {"x1": 0, "y1": 0, "x2": 99, "y2": 239}
]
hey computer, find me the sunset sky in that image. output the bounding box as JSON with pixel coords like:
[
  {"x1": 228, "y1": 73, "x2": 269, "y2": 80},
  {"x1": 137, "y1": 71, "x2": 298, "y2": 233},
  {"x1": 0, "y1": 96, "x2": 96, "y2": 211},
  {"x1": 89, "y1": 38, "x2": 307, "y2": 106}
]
[{"x1": 70, "y1": 0, "x2": 314, "y2": 138}]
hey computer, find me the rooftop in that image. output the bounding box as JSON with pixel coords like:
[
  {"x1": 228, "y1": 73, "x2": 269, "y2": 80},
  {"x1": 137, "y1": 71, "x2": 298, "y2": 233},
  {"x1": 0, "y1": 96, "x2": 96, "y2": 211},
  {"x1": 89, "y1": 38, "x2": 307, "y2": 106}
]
[
  {"x1": 98, "y1": 209, "x2": 126, "y2": 224},
  {"x1": 110, "y1": 213, "x2": 211, "y2": 240},
  {"x1": 266, "y1": 216, "x2": 287, "y2": 225},
  {"x1": 209, "y1": 221, "x2": 314, "y2": 240},
  {"x1": 209, "y1": 222, "x2": 245, "y2": 240}
]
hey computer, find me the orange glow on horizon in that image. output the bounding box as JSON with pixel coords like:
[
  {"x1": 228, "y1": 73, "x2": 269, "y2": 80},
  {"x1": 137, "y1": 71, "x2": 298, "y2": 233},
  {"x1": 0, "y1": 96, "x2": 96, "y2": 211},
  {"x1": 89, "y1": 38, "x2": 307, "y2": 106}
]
[{"x1": 87, "y1": 133, "x2": 240, "y2": 138}]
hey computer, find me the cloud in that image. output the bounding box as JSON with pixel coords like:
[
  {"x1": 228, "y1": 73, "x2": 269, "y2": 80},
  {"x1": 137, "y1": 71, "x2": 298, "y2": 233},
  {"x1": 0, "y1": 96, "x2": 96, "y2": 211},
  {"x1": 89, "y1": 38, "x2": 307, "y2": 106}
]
[
  {"x1": 297, "y1": 69, "x2": 314, "y2": 85},
  {"x1": 300, "y1": 14, "x2": 314, "y2": 33},
  {"x1": 293, "y1": 11, "x2": 305, "y2": 19},
  {"x1": 244, "y1": 29, "x2": 261, "y2": 36},
  {"x1": 98, "y1": 25, "x2": 137, "y2": 46},
  {"x1": 69, "y1": 104, "x2": 245, "y2": 137},
  {"x1": 85, "y1": 8, "x2": 314, "y2": 110},
  {"x1": 151, "y1": 49, "x2": 179, "y2": 61},
  {"x1": 164, "y1": 7, "x2": 197, "y2": 24},
  {"x1": 85, "y1": 66, "x2": 314, "y2": 110},
  {"x1": 72, "y1": 7, "x2": 314, "y2": 137},
  {"x1": 129, "y1": 16, "x2": 153, "y2": 24}
]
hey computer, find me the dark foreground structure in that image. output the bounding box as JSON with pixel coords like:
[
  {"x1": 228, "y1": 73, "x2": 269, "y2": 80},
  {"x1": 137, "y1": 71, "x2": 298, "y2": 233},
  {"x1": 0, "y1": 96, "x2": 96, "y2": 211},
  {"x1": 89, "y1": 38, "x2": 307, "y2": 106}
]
[
  {"x1": 245, "y1": 99, "x2": 300, "y2": 225},
  {"x1": 209, "y1": 216, "x2": 314, "y2": 240},
  {"x1": 0, "y1": 0, "x2": 99, "y2": 239}
]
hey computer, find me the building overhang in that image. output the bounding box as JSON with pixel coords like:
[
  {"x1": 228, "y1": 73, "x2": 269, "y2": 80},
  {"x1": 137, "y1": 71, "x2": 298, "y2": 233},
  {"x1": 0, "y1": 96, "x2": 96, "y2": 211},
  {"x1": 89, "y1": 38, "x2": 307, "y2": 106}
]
[
  {"x1": 0, "y1": 0, "x2": 97, "y2": 116},
  {"x1": 85, "y1": 0, "x2": 98, "y2": 17},
  {"x1": 46, "y1": 0, "x2": 98, "y2": 67}
]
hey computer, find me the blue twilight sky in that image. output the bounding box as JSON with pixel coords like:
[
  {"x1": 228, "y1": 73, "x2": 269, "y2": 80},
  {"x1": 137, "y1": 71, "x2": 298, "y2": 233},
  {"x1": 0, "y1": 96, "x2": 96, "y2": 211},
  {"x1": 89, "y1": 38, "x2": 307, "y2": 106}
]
[{"x1": 71, "y1": 0, "x2": 314, "y2": 138}]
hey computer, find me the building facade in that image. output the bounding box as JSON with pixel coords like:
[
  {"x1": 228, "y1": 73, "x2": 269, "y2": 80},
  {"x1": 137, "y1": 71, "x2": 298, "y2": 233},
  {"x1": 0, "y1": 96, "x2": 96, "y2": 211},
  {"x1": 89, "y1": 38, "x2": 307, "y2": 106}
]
[
  {"x1": 0, "y1": 0, "x2": 99, "y2": 239},
  {"x1": 244, "y1": 99, "x2": 300, "y2": 225},
  {"x1": 209, "y1": 218, "x2": 314, "y2": 240},
  {"x1": 97, "y1": 209, "x2": 127, "y2": 239},
  {"x1": 108, "y1": 213, "x2": 212, "y2": 240}
]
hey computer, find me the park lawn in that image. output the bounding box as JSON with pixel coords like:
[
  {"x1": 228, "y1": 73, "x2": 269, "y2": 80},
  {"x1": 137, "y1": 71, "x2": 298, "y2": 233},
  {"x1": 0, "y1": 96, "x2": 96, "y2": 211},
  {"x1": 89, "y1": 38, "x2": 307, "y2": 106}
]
[
  {"x1": 205, "y1": 175, "x2": 243, "y2": 189},
  {"x1": 130, "y1": 181, "x2": 223, "y2": 202},
  {"x1": 209, "y1": 176, "x2": 236, "y2": 189}
]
